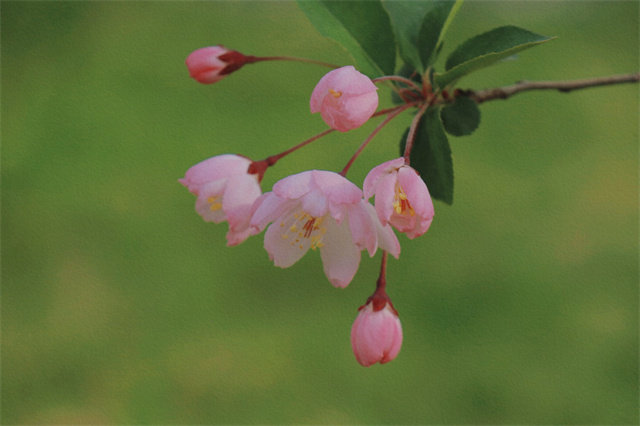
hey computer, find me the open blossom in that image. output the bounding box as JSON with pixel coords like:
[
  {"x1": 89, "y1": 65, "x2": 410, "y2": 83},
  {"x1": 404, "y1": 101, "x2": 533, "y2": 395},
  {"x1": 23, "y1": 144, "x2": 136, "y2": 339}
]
[
  {"x1": 351, "y1": 301, "x2": 403, "y2": 367},
  {"x1": 185, "y1": 46, "x2": 249, "y2": 84},
  {"x1": 364, "y1": 157, "x2": 434, "y2": 239},
  {"x1": 310, "y1": 66, "x2": 379, "y2": 132},
  {"x1": 250, "y1": 170, "x2": 399, "y2": 287},
  {"x1": 179, "y1": 154, "x2": 261, "y2": 246}
]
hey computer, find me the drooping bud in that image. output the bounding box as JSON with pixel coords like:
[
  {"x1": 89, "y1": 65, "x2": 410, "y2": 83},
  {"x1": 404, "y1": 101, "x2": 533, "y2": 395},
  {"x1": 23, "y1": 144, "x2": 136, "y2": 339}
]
[
  {"x1": 310, "y1": 66, "x2": 379, "y2": 132},
  {"x1": 363, "y1": 157, "x2": 434, "y2": 239},
  {"x1": 350, "y1": 299, "x2": 403, "y2": 367},
  {"x1": 185, "y1": 46, "x2": 253, "y2": 84},
  {"x1": 179, "y1": 154, "x2": 262, "y2": 246}
]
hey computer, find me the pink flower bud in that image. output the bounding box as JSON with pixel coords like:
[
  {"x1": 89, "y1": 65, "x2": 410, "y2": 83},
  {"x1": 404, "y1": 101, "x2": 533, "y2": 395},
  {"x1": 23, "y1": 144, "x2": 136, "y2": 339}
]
[
  {"x1": 310, "y1": 66, "x2": 379, "y2": 132},
  {"x1": 185, "y1": 46, "x2": 250, "y2": 84},
  {"x1": 350, "y1": 301, "x2": 403, "y2": 367}
]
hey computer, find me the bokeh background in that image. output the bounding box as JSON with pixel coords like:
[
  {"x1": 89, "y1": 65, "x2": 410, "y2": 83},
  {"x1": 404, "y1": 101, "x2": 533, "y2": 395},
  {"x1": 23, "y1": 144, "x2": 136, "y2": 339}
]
[{"x1": 2, "y1": 1, "x2": 638, "y2": 424}]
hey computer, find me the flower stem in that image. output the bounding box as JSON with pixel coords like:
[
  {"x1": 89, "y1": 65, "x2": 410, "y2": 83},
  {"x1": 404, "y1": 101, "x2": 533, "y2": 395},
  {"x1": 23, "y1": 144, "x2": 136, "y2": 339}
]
[
  {"x1": 247, "y1": 55, "x2": 340, "y2": 69},
  {"x1": 372, "y1": 75, "x2": 423, "y2": 93},
  {"x1": 249, "y1": 128, "x2": 335, "y2": 181},
  {"x1": 376, "y1": 251, "x2": 388, "y2": 291},
  {"x1": 402, "y1": 103, "x2": 429, "y2": 165},
  {"x1": 366, "y1": 251, "x2": 397, "y2": 314},
  {"x1": 340, "y1": 103, "x2": 415, "y2": 177}
]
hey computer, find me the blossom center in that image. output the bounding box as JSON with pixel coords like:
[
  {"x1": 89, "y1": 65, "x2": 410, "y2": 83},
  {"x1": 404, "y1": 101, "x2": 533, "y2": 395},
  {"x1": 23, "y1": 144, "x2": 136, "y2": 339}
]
[
  {"x1": 207, "y1": 196, "x2": 223, "y2": 211},
  {"x1": 392, "y1": 185, "x2": 415, "y2": 216},
  {"x1": 328, "y1": 88, "x2": 342, "y2": 98},
  {"x1": 280, "y1": 211, "x2": 327, "y2": 250}
]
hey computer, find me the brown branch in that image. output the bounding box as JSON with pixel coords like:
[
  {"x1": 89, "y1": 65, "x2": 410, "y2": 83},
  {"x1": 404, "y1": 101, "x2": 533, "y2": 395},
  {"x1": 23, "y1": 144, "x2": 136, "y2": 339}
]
[{"x1": 468, "y1": 72, "x2": 640, "y2": 104}]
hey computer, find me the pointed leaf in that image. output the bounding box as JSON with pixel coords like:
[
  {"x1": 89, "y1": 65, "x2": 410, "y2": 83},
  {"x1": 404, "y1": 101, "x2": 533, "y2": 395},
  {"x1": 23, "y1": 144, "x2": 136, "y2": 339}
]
[
  {"x1": 383, "y1": 0, "x2": 463, "y2": 72},
  {"x1": 435, "y1": 25, "x2": 554, "y2": 88},
  {"x1": 381, "y1": 1, "x2": 438, "y2": 72},
  {"x1": 441, "y1": 96, "x2": 481, "y2": 136},
  {"x1": 297, "y1": 0, "x2": 396, "y2": 78},
  {"x1": 417, "y1": 0, "x2": 463, "y2": 68},
  {"x1": 400, "y1": 107, "x2": 454, "y2": 204}
]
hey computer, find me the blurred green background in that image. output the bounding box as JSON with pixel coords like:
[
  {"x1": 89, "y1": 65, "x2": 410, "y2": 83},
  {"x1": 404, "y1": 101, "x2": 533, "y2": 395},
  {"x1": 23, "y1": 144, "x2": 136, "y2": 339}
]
[{"x1": 2, "y1": 1, "x2": 638, "y2": 424}]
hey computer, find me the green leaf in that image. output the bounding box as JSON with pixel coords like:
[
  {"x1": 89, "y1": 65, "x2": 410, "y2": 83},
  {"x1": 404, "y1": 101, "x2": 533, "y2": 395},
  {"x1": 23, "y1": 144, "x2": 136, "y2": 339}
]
[
  {"x1": 400, "y1": 107, "x2": 454, "y2": 204},
  {"x1": 381, "y1": 1, "x2": 437, "y2": 73},
  {"x1": 441, "y1": 96, "x2": 481, "y2": 136},
  {"x1": 297, "y1": 0, "x2": 396, "y2": 78},
  {"x1": 434, "y1": 25, "x2": 554, "y2": 88},
  {"x1": 382, "y1": 0, "x2": 463, "y2": 72},
  {"x1": 417, "y1": 0, "x2": 463, "y2": 68}
]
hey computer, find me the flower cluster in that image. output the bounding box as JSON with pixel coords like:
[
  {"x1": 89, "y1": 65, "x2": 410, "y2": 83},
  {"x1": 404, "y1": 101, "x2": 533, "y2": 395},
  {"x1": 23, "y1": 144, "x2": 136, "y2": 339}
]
[{"x1": 182, "y1": 46, "x2": 435, "y2": 367}]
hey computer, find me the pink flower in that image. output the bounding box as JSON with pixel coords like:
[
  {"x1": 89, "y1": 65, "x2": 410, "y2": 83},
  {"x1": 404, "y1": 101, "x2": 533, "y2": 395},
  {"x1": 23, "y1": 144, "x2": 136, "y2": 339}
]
[
  {"x1": 351, "y1": 301, "x2": 403, "y2": 367},
  {"x1": 185, "y1": 46, "x2": 249, "y2": 84},
  {"x1": 250, "y1": 170, "x2": 400, "y2": 287},
  {"x1": 310, "y1": 66, "x2": 379, "y2": 132},
  {"x1": 179, "y1": 154, "x2": 261, "y2": 246},
  {"x1": 363, "y1": 157, "x2": 434, "y2": 239}
]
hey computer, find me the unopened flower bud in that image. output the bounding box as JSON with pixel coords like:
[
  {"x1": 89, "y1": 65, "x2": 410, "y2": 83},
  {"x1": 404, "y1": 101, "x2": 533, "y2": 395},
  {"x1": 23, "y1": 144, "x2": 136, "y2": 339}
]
[
  {"x1": 350, "y1": 300, "x2": 402, "y2": 367},
  {"x1": 185, "y1": 45, "x2": 251, "y2": 84},
  {"x1": 310, "y1": 66, "x2": 379, "y2": 132}
]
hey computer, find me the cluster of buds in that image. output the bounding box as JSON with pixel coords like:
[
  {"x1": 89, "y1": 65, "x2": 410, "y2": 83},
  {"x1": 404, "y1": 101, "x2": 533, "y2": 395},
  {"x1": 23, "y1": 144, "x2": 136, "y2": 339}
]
[{"x1": 182, "y1": 46, "x2": 435, "y2": 366}]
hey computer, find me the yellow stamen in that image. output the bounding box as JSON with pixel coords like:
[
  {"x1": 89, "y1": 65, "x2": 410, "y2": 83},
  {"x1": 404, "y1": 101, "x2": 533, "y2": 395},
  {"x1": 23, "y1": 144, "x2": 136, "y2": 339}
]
[
  {"x1": 329, "y1": 88, "x2": 342, "y2": 98},
  {"x1": 393, "y1": 185, "x2": 415, "y2": 216},
  {"x1": 281, "y1": 211, "x2": 328, "y2": 250},
  {"x1": 209, "y1": 202, "x2": 222, "y2": 211}
]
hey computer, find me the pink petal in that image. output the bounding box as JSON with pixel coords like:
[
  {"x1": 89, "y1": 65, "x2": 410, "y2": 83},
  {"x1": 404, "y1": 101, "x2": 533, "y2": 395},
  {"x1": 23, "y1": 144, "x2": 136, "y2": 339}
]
[
  {"x1": 363, "y1": 157, "x2": 405, "y2": 199},
  {"x1": 180, "y1": 154, "x2": 251, "y2": 195},
  {"x1": 194, "y1": 180, "x2": 229, "y2": 223},
  {"x1": 250, "y1": 193, "x2": 293, "y2": 234},
  {"x1": 226, "y1": 227, "x2": 252, "y2": 247},
  {"x1": 223, "y1": 174, "x2": 262, "y2": 230},
  {"x1": 397, "y1": 166, "x2": 429, "y2": 214},
  {"x1": 340, "y1": 91, "x2": 379, "y2": 128},
  {"x1": 363, "y1": 201, "x2": 400, "y2": 259},
  {"x1": 319, "y1": 98, "x2": 351, "y2": 132},
  {"x1": 264, "y1": 216, "x2": 310, "y2": 268},
  {"x1": 319, "y1": 216, "x2": 361, "y2": 288},
  {"x1": 380, "y1": 309, "x2": 403, "y2": 364},
  {"x1": 273, "y1": 171, "x2": 313, "y2": 199},
  {"x1": 396, "y1": 166, "x2": 434, "y2": 239},
  {"x1": 405, "y1": 216, "x2": 434, "y2": 240},
  {"x1": 326, "y1": 66, "x2": 378, "y2": 95},
  {"x1": 312, "y1": 170, "x2": 362, "y2": 206},
  {"x1": 348, "y1": 202, "x2": 378, "y2": 256},
  {"x1": 373, "y1": 172, "x2": 398, "y2": 226},
  {"x1": 301, "y1": 189, "x2": 328, "y2": 218}
]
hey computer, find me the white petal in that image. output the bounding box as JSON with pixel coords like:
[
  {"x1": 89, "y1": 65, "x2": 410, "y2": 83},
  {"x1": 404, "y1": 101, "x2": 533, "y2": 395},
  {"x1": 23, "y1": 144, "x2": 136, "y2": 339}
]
[
  {"x1": 250, "y1": 194, "x2": 294, "y2": 234},
  {"x1": 364, "y1": 202, "x2": 401, "y2": 259},
  {"x1": 348, "y1": 201, "x2": 378, "y2": 256},
  {"x1": 319, "y1": 216, "x2": 361, "y2": 288},
  {"x1": 264, "y1": 210, "x2": 311, "y2": 268},
  {"x1": 301, "y1": 189, "x2": 328, "y2": 218}
]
